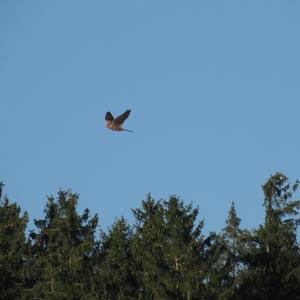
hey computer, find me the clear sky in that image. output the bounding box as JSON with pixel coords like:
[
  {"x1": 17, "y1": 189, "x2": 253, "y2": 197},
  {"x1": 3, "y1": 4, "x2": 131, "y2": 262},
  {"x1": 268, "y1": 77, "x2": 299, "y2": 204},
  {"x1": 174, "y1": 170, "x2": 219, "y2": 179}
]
[{"x1": 1, "y1": 1, "x2": 300, "y2": 234}]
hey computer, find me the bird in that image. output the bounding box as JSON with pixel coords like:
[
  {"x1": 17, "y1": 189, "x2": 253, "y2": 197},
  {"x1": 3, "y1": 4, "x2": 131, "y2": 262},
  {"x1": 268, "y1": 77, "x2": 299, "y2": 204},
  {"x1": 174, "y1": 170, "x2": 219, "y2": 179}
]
[{"x1": 105, "y1": 109, "x2": 133, "y2": 132}]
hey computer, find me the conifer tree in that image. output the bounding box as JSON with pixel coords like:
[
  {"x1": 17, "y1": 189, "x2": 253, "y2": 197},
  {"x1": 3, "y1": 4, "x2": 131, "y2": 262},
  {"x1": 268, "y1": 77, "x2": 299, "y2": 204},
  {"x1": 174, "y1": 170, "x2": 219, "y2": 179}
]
[
  {"x1": 208, "y1": 201, "x2": 245, "y2": 300},
  {"x1": 132, "y1": 195, "x2": 206, "y2": 300},
  {"x1": 1, "y1": 173, "x2": 300, "y2": 299},
  {"x1": 0, "y1": 183, "x2": 28, "y2": 299},
  {"x1": 237, "y1": 173, "x2": 300, "y2": 300},
  {"x1": 94, "y1": 217, "x2": 139, "y2": 300},
  {"x1": 28, "y1": 190, "x2": 98, "y2": 299}
]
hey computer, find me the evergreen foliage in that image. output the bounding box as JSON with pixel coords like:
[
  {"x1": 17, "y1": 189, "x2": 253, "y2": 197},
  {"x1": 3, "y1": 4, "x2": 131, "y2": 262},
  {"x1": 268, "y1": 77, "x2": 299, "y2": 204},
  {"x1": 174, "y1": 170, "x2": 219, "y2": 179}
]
[
  {"x1": 26, "y1": 191, "x2": 98, "y2": 299},
  {"x1": 236, "y1": 173, "x2": 300, "y2": 300},
  {"x1": 93, "y1": 217, "x2": 139, "y2": 299},
  {"x1": 132, "y1": 195, "x2": 206, "y2": 299},
  {"x1": 0, "y1": 183, "x2": 28, "y2": 299},
  {"x1": 0, "y1": 173, "x2": 299, "y2": 299}
]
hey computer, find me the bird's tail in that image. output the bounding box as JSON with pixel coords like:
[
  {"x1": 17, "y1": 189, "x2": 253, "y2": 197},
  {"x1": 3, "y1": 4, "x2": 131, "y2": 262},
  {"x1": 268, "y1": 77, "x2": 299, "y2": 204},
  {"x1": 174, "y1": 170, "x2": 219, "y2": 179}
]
[{"x1": 123, "y1": 129, "x2": 134, "y2": 133}]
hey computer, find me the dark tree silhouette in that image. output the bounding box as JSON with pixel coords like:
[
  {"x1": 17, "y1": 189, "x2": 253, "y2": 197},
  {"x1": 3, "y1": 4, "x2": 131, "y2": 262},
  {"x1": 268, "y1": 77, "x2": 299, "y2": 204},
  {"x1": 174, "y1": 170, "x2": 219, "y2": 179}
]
[{"x1": 0, "y1": 173, "x2": 299, "y2": 300}]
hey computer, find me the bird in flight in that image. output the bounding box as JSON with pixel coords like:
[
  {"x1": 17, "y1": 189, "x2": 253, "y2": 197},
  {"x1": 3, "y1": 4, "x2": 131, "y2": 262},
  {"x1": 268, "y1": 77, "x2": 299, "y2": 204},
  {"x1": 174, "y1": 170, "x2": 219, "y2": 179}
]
[{"x1": 105, "y1": 109, "x2": 133, "y2": 132}]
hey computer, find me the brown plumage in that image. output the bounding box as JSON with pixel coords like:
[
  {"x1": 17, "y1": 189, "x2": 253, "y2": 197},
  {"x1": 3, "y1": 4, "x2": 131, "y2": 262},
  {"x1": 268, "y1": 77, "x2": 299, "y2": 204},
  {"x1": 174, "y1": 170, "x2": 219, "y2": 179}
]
[{"x1": 105, "y1": 109, "x2": 133, "y2": 132}]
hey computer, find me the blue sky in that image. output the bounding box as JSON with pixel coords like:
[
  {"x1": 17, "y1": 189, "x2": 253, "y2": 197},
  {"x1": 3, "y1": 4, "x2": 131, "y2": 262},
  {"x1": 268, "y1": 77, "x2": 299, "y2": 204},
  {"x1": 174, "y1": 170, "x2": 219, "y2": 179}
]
[{"x1": 1, "y1": 1, "x2": 300, "y2": 234}]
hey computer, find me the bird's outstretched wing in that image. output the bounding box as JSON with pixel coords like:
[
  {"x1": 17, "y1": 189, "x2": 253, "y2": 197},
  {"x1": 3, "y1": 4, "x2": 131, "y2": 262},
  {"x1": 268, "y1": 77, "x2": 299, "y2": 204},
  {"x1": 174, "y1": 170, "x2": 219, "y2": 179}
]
[
  {"x1": 105, "y1": 112, "x2": 114, "y2": 123},
  {"x1": 114, "y1": 109, "x2": 131, "y2": 125}
]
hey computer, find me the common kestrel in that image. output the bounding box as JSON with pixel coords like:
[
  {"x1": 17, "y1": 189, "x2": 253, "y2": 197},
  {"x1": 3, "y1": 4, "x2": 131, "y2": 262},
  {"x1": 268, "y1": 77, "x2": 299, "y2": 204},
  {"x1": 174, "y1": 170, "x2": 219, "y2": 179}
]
[{"x1": 105, "y1": 109, "x2": 133, "y2": 132}]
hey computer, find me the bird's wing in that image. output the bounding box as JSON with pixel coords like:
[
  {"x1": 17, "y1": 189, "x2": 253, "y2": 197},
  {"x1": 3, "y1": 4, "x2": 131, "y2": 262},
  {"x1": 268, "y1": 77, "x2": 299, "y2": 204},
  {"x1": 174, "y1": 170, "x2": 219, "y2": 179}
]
[
  {"x1": 114, "y1": 109, "x2": 131, "y2": 125},
  {"x1": 105, "y1": 112, "x2": 114, "y2": 123}
]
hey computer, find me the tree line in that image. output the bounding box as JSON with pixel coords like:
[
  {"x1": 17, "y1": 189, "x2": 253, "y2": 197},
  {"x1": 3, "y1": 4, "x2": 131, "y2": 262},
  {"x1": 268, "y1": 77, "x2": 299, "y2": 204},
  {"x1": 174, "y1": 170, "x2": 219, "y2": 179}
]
[{"x1": 0, "y1": 173, "x2": 300, "y2": 300}]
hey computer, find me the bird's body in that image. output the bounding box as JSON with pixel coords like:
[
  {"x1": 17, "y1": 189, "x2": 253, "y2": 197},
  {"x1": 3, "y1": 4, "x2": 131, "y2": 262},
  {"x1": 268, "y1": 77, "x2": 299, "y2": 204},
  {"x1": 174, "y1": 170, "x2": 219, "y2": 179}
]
[{"x1": 105, "y1": 109, "x2": 133, "y2": 132}]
